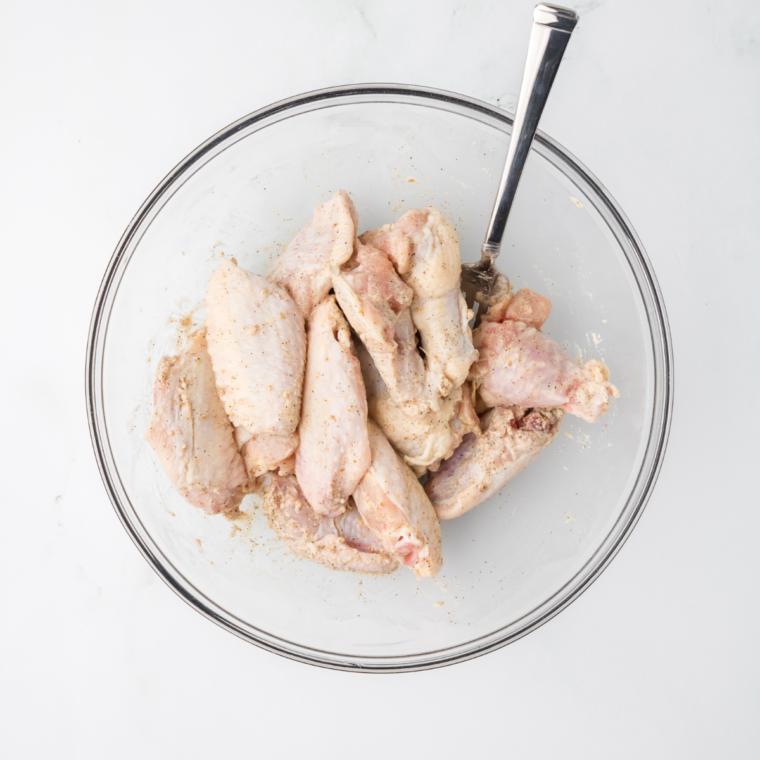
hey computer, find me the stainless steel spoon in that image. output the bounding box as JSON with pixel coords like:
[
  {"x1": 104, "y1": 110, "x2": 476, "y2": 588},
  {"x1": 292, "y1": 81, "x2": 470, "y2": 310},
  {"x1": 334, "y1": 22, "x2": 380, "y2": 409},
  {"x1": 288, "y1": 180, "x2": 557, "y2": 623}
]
[{"x1": 461, "y1": 3, "x2": 579, "y2": 308}]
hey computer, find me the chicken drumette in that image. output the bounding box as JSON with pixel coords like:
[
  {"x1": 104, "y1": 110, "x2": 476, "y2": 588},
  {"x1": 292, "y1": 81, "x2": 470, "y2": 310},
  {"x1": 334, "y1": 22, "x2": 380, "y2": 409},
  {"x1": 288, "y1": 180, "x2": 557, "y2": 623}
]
[{"x1": 470, "y1": 289, "x2": 619, "y2": 423}]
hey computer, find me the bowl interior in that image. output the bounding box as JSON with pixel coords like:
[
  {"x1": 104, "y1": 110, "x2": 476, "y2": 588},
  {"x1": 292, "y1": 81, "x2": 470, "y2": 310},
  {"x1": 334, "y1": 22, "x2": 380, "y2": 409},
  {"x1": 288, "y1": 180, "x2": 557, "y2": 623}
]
[{"x1": 92, "y1": 88, "x2": 669, "y2": 670}]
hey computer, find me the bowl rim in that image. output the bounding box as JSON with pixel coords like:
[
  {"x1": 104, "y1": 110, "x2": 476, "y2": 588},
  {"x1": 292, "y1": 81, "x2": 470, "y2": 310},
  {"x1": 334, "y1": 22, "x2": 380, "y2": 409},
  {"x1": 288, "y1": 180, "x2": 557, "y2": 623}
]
[{"x1": 85, "y1": 82, "x2": 674, "y2": 673}]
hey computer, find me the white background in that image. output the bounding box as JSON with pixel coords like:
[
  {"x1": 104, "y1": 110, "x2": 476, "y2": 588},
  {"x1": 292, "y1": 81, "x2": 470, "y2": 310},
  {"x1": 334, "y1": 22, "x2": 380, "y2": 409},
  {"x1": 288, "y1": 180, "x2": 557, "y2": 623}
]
[{"x1": 2, "y1": 0, "x2": 759, "y2": 757}]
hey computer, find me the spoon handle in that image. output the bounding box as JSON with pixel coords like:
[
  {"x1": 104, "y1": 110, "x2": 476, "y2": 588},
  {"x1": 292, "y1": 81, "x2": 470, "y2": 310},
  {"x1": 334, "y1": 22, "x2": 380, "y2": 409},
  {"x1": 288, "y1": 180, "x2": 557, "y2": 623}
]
[{"x1": 481, "y1": 3, "x2": 578, "y2": 261}]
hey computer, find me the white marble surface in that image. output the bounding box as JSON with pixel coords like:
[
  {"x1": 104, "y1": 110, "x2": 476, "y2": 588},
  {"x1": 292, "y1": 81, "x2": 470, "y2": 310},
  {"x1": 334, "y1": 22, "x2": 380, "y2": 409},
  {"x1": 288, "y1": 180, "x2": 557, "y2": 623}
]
[{"x1": 2, "y1": 0, "x2": 759, "y2": 756}]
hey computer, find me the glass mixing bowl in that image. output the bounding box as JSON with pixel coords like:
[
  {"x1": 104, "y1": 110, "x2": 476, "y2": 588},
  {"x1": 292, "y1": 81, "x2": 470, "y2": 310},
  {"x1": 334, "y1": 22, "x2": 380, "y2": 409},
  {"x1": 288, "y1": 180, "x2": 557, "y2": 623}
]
[{"x1": 86, "y1": 84, "x2": 672, "y2": 672}]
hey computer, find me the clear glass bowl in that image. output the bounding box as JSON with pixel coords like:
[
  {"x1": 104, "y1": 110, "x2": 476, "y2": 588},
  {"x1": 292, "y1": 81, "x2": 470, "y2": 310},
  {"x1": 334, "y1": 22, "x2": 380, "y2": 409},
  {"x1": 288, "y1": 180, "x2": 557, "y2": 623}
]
[{"x1": 86, "y1": 84, "x2": 672, "y2": 672}]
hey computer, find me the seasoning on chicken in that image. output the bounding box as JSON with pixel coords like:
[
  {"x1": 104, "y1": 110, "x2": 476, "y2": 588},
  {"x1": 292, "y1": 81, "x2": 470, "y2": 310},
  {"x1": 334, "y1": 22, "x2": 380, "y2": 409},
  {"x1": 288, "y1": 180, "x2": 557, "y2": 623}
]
[
  {"x1": 361, "y1": 207, "x2": 478, "y2": 406},
  {"x1": 469, "y1": 289, "x2": 619, "y2": 423},
  {"x1": 358, "y1": 341, "x2": 479, "y2": 475},
  {"x1": 261, "y1": 473, "x2": 397, "y2": 574},
  {"x1": 425, "y1": 405, "x2": 563, "y2": 520},
  {"x1": 268, "y1": 190, "x2": 358, "y2": 319},
  {"x1": 145, "y1": 331, "x2": 248, "y2": 514},
  {"x1": 353, "y1": 420, "x2": 443, "y2": 577},
  {"x1": 296, "y1": 296, "x2": 371, "y2": 518},
  {"x1": 205, "y1": 258, "x2": 306, "y2": 478},
  {"x1": 332, "y1": 241, "x2": 428, "y2": 416}
]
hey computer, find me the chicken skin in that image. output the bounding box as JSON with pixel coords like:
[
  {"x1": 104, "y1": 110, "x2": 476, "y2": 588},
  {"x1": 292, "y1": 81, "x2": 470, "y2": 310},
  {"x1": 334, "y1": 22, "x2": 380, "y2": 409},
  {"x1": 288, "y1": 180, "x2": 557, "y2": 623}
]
[
  {"x1": 234, "y1": 426, "x2": 297, "y2": 483},
  {"x1": 425, "y1": 406, "x2": 563, "y2": 520},
  {"x1": 332, "y1": 241, "x2": 428, "y2": 416},
  {"x1": 145, "y1": 331, "x2": 248, "y2": 514},
  {"x1": 296, "y1": 296, "x2": 371, "y2": 518},
  {"x1": 261, "y1": 473, "x2": 397, "y2": 574},
  {"x1": 469, "y1": 290, "x2": 619, "y2": 423},
  {"x1": 361, "y1": 207, "x2": 477, "y2": 406},
  {"x1": 268, "y1": 190, "x2": 358, "y2": 319},
  {"x1": 353, "y1": 421, "x2": 443, "y2": 577},
  {"x1": 205, "y1": 258, "x2": 306, "y2": 477},
  {"x1": 358, "y1": 342, "x2": 479, "y2": 476}
]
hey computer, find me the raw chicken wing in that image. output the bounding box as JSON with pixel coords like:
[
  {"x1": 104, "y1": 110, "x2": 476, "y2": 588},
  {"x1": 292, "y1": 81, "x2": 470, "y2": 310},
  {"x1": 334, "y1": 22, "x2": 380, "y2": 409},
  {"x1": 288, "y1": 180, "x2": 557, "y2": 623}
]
[
  {"x1": 332, "y1": 241, "x2": 428, "y2": 416},
  {"x1": 470, "y1": 290, "x2": 619, "y2": 423},
  {"x1": 361, "y1": 207, "x2": 477, "y2": 404},
  {"x1": 261, "y1": 473, "x2": 397, "y2": 574},
  {"x1": 296, "y1": 296, "x2": 371, "y2": 517},
  {"x1": 358, "y1": 342, "x2": 479, "y2": 475},
  {"x1": 145, "y1": 331, "x2": 248, "y2": 514},
  {"x1": 353, "y1": 421, "x2": 443, "y2": 577},
  {"x1": 205, "y1": 258, "x2": 306, "y2": 476},
  {"x1": 425, "y1": 406, "x2": 563, "y2": 519},
  {"x1": 268, "y1": 190, "x2": 358, "y2": 318}
]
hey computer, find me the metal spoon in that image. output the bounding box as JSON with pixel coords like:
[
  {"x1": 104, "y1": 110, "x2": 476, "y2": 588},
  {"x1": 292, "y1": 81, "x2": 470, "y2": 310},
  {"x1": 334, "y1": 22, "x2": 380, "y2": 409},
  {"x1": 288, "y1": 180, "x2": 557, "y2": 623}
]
[{"x1": 461, "y1": 3, "x2": 579, "y2": 308}]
